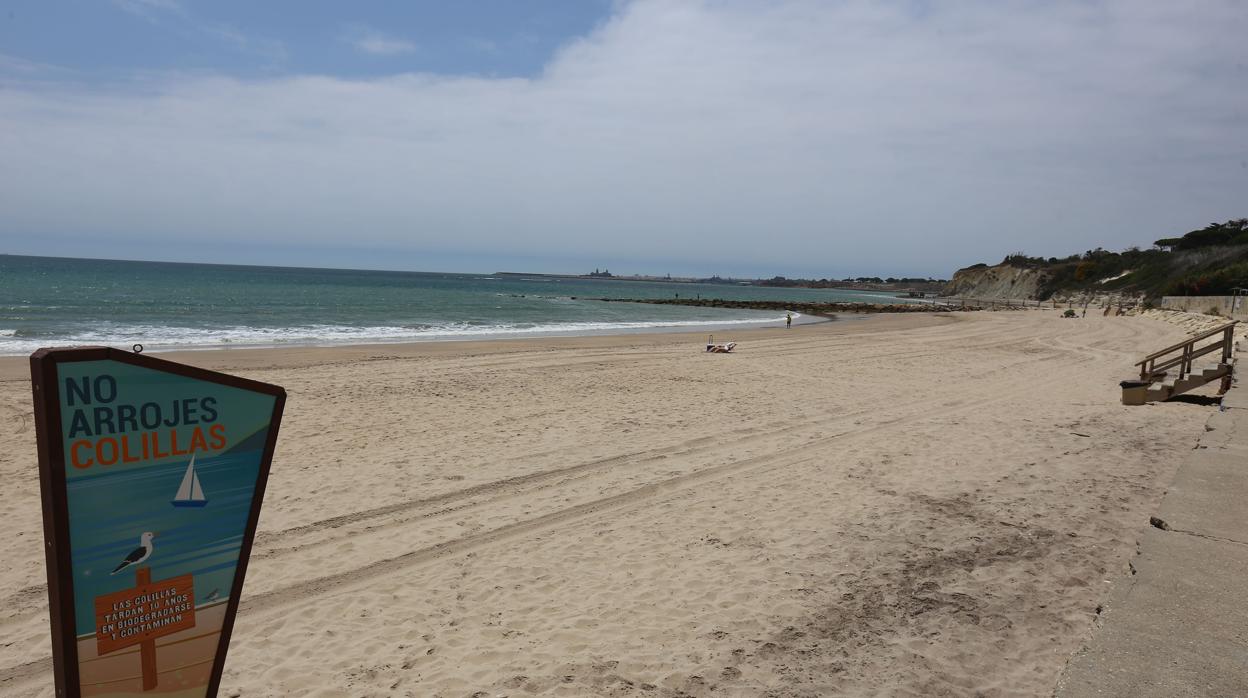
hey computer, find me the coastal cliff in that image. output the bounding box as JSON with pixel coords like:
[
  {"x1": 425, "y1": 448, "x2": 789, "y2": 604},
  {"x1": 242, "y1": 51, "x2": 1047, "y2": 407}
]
[
  {"x1": 943, "y1": 264, "x2": 1049, "y2": 300},
  {"x1": 944, "y1": 218, "x2": 1248, "y2": 301}
]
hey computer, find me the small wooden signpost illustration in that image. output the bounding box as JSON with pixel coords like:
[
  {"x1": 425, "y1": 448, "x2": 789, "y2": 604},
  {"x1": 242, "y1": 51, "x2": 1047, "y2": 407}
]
[
  {"x1": 31, "y1": 347, "x2": 284, "y2": 698},
  {"x1": 94, "y1": 568, "x2": 195, "y2": 689}
]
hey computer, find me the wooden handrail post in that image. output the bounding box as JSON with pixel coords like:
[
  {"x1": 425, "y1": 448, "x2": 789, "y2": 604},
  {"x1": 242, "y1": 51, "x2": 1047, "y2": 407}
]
[{"x1": 136, "y1": 566, "x2": 158, "y2": 691}]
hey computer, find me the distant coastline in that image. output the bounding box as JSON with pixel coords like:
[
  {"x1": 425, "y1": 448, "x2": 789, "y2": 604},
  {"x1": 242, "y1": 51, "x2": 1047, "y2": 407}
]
[
  {"x1": 494, "y1": 270, "x2": 948, "y2": 295},
  {"x1": 495, "y1": 271, "x2": 725, "y2": 284}
]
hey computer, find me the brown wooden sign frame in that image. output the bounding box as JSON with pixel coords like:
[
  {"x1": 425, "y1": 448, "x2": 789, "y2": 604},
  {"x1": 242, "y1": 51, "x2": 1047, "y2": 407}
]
[{"x1": 30, "y1": 346, "x2": 285, "y2": 698}]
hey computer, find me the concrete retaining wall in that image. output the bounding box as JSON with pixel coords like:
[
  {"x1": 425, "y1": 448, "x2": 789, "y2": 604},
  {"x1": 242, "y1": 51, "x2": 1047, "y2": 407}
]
[
  {"x1": 1056, "y1": 350, "x2": 1247, "y2": 698},
  {"x1": 1160, "y1": 295, "x2": 1248, "y2": 319}
]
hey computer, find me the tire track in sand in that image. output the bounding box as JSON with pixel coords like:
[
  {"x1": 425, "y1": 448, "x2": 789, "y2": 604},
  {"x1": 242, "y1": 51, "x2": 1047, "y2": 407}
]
[
  {"x1": 0, "y1": 315, "x2": 1121, "y2": 685},
  {"x1": 235, "y1": 348, "x2": 1100, "y2": 617},
  {"x1": 0, "y1": 318, "x2": 1100, "y2": 628}
]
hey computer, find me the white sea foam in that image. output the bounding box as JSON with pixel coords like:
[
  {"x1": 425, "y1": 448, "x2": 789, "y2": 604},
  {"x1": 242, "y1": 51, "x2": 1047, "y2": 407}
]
[{"x1": 0, "y1": 314, "x2": 802, "y2": 355}]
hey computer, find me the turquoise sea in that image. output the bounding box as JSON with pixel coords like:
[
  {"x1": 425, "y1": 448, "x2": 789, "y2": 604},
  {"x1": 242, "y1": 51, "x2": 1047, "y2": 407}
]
[{"x1": 1, "y1": 255, "x2": 916, "y2": 354}]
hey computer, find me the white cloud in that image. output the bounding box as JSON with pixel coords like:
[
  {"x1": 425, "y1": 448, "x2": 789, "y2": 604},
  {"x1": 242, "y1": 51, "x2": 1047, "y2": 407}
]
[
  {"x1": 205, "y1": 22, "x2": 289, "y2": 63},
  {"x1": 0, "y1": 53, "x2": 70, "y2": 75},
  {"x1": 3, "y1": 0, "x2": 1247, "y2": 276},
  {"x1": 111, "y1": 0, "x2": 286, "y2": 64},
  {"x1": 112, "y1": 0, "x2": 181, "y2": 22},
  {"x1": 346, "y1": 26, "x2": 416, "y2": 56}
]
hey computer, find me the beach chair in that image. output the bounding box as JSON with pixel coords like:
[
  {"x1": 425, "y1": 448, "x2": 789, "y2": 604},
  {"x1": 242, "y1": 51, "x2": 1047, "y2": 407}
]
[{"x1": 706, "y1": 334, "x2": 736, "y2": 353}]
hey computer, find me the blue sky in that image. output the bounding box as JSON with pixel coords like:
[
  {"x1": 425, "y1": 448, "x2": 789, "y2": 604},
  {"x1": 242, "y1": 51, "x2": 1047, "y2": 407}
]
[
  {"x1": 1, "y1": 1, "x2": 1246, "y2": 278},
  {"x1": 1, "y1": 1, "x2": 612, "y2": 80}
]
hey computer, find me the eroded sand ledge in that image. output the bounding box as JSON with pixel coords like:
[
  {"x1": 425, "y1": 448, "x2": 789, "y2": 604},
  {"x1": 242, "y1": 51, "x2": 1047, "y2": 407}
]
[{"x1": 0, "y1": 311, "x2": 1214, "y2": 696}]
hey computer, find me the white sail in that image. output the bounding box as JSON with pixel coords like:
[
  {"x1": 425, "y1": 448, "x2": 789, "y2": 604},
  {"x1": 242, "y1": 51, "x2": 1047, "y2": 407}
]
[
  {"x1": 175, "y1": 455, "x2": 197, "y2": 501},
  {"x1": 173, "y1": 454, "x2": 207, "y2": 505},
  {"x1": 189, "y1": 467, "x2": 204, "y2": 500}
]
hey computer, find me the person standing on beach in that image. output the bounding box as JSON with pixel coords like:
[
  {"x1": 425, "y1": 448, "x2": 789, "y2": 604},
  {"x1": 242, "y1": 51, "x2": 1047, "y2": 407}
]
[{"x1": 786, "y1": 312, "x2": 793, "y2": 328}]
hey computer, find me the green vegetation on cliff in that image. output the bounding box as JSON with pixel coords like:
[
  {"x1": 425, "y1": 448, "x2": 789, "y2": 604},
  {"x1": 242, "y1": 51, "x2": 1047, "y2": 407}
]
[{"x1": 953, "y1": 219, "x2": 1248, "y2": 300}]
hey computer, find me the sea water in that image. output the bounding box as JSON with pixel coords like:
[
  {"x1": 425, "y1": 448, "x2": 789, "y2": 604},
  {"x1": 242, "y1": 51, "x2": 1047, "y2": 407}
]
[{"x1": 1, "y1": 255, "x2": 913, "y2": 354}]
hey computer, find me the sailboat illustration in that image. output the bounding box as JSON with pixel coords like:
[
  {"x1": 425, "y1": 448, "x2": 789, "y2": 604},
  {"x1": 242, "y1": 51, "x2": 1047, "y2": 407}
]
[{"x1": 171, "y1": 455, "x2": 209, "y2": 507}]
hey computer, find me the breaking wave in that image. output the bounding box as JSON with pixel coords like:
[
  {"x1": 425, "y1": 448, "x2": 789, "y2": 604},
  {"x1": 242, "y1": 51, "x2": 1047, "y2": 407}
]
[{"x1": 0, "y1": 314, "x2": 799, "y2": 354}]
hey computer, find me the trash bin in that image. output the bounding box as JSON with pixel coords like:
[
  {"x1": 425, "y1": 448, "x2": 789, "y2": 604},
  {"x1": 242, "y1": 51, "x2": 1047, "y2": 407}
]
[{"x1": 1120, "y1": 380, "x2": 1150, "y2": 406}]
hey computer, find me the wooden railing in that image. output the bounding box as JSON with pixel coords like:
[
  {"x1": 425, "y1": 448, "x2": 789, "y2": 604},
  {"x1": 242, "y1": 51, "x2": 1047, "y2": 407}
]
[{"x1": 1137, "y1": 321, "x2": 1238, "y2": 381}]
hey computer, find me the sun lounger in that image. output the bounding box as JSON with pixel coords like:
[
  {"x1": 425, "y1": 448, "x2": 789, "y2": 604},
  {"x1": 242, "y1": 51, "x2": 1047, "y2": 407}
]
[{"x1": 706, "y1": 335, "x2": 736, "y2": 353}]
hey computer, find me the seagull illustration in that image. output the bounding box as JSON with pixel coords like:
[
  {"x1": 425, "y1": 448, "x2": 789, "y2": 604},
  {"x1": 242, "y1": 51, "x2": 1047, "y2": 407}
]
[
  {"x1": 204, "y1": 588, "x2": 221, "y2": 602},
  {"x1": 110, "y1": 532, "x2": 156, "y2": 575}
]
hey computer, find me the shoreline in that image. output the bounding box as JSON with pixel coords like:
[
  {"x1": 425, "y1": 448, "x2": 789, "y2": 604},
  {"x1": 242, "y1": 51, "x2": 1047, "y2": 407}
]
[
  {"x1": 0, "y1": 310, "x2": 836, "y2": 360},
  {"x1": 0, "y1": 312, "x2": 940, "y2": 381}
]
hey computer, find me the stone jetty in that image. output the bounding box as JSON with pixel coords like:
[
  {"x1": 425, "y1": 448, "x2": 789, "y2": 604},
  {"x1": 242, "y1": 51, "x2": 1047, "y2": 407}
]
[{"x1": 589, "y1": 297, "x2": 981, "y2": 316}]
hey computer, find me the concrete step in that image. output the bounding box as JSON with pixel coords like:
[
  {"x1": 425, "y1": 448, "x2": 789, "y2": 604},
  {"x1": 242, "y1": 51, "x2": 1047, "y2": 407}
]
[
  {"x1": 1160, "y1": 364, "x2": 1232, "y2": 400},
  {"x1": 1161, "y1": 364, "x2": 1227, "y2": 386}
]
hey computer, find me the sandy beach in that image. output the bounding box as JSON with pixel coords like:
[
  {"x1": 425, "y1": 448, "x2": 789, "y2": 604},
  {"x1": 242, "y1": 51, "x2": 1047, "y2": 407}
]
[{"x1": 0, "y1": 310, "x2": 1215, "y2": 696}]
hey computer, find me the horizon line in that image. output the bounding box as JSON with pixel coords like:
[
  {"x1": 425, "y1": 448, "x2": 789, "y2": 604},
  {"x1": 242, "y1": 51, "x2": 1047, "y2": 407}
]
[{"x1": 0, "y1": 253, "x2": 949, "y2": 282}]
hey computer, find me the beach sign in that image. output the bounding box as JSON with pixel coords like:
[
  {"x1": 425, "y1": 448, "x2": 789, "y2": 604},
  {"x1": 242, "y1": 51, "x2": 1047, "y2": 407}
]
[{"x1": 30, "y1": 347, "x2": 285, "y2": 698}]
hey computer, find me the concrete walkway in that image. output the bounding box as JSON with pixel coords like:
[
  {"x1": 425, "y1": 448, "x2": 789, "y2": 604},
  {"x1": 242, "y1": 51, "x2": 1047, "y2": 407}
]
[{"x1": 1057, "y1": 366, "x2": 1248, "y2": 696}]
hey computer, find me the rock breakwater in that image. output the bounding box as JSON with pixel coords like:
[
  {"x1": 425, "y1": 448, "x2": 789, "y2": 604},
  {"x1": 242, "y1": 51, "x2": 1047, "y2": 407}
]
[{"x1": 590, "y1": 298, "x2": 981, "y2": 316}]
